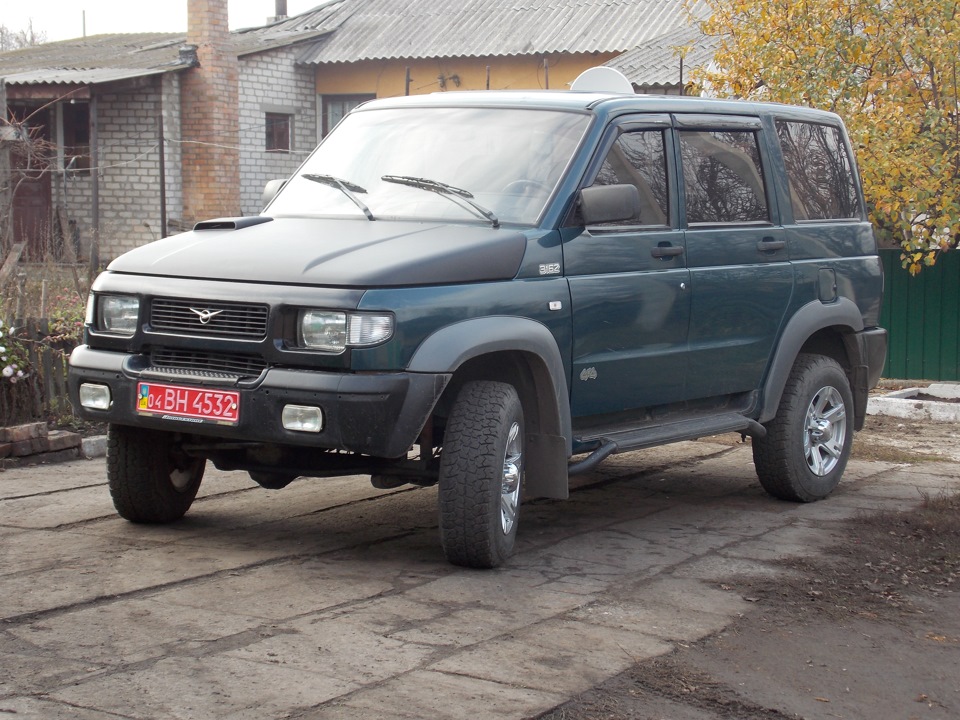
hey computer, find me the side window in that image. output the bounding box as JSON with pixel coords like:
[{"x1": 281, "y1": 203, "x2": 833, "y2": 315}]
[
  {"x1": 590, "y1": 129, "x2": 669, "y2": 228},
  {"x1": 776, "y1": 120, "x2": 860, "y2": 221},
  {"x1": 679, "y1": 130, "x2": 769, "y2": 224}
]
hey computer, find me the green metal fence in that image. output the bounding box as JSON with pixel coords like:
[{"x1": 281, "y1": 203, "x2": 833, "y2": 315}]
[{"x1": 879, "y1": 248, "x2": 960, "y2": 381}]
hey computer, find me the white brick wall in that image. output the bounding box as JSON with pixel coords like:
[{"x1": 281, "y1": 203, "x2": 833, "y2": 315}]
[
  {"x1": 238, "y1": 47, "x2": 317, "y2": 216},
  {"x1": 48, "y1": 48, "x2": 315, "y2": 261},
  {"x1": 58, "y1": 77, "x2": 184, "y2": 262}
]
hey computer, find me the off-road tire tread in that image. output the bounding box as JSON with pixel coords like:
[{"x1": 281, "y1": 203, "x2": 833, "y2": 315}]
[
  {"x1": 753, "y1": 353, "x2": 852, "y2": 503},
  {"x1": 439, "y1": 381, "x2": 522, "y2": 569},
  {"x1": 107, "y1": 424, "x2": 203, "y2": 523}
]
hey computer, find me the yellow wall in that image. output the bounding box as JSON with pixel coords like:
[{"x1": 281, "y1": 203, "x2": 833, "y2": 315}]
[{"x1": 314, "y1": 53, "x2": 619, "y2": 98}]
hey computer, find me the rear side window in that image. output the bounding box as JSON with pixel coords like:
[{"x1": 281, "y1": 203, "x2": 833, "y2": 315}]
[
  {"x1": 592, "y1": 129, "x2": 670, "y2": 227},
  {"x1": 776, "y1": 120, "x2": 860, "y2": 221},
  {"x1": 679, "y1": 130, "x2": 769, "y2": 225}
]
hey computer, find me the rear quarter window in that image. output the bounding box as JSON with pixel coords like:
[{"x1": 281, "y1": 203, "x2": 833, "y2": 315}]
[{"x1": 776, "y1": 120, "x2": 861, "y2": 221}]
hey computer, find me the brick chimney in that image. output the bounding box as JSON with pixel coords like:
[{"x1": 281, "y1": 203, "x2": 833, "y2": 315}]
[{"x1": 179, "y1": 0, "x2": 241, "y2": 226}]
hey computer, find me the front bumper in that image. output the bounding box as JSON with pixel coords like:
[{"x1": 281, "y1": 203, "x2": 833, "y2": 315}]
[{"x1": 68, "y1": 346, "x2": 450, "y2": 458}]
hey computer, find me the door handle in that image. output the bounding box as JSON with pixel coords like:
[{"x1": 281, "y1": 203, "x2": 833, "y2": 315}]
[
  {"x1": 757, "y1": 238, "x2": 786, "y2": 252},
  {"x1": 651, "y1": 245, "x2": 684, "y2": 259}
]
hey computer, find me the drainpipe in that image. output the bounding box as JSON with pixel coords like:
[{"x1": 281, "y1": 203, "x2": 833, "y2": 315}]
[{"x1": 88, "y1": 90, "x2": 99, "y2": 285}]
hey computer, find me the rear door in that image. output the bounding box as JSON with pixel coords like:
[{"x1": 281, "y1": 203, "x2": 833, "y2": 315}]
[
  {"x1": 565, "y1": 115, "x2": 691, "y2": 419},
  {"x1": 677, "y1": 114, "x2": 794, "y2": 401}
]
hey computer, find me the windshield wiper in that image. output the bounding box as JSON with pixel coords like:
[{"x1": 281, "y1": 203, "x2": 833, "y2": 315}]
[
  {"x1": 380, "y1": 175, "x2": 500, "y2": 228},
  {"x1": 302, "y1": 173, "x2": 374, "y2": 221}
]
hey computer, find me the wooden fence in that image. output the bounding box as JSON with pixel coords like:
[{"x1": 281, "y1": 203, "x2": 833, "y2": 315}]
[
  {"x1": 0, "y1": 318, "x2": 75, "y2": 426},
  {"x1": 879, "y1": 248, "x2": 960, "y2": 381}
]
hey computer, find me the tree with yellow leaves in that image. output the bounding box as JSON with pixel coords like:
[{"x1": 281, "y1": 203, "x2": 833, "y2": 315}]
[{"x1": 693, "y1": 0, "x2": 960, "y2": 274}]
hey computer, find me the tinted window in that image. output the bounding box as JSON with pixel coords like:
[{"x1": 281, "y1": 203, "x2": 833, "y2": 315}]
[
  {"x1": 591, "y1": 130, "x2": 669, "y2": 227},
  {"x1": 679, "y1": 130, "x2": 769, "y2": 224},
  {"x1": 777, "y1": 120, "x2": 860, "y2": 220}
]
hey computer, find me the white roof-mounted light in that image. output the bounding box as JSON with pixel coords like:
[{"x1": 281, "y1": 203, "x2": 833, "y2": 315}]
[{"x1": 569, "y1": 67, "x2": 635, "y2": 94}]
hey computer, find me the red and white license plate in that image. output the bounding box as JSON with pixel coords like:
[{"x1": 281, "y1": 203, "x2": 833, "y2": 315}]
[{"x1": 136, "y1": 382, "x2": 240, "y2": 425}]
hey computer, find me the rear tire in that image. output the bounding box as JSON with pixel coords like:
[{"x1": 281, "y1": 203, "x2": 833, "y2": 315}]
[
  {"x1": 438, "y1": 381, "x2": 524, "y2": 568},
  {"x1": 753, "y1": 354, "x2": 853, "y2": 502},
  {"x1": 107, "y1": 425, "x2": 204, "y2": 522}
]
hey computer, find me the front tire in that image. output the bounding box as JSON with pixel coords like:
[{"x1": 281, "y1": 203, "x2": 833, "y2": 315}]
[
  {"x1": 107, "y1": 425, "x2": 204, "y2": 522},
  {"x1": 753, "y1": 354, "x2": 853, "y2": 502},
  {"x1": 438, "y1": 381, "x2": 524, "y2": 569}
]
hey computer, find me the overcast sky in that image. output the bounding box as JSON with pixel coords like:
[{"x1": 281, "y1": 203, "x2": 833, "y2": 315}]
[{"x1": 5, "y1": 1, "x2": 325, "y2": 43}]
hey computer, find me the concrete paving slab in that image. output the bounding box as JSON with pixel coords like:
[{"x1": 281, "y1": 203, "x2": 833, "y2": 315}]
[
  {"x1": 310, "y1": 670, "x2": 566, "y2": 720},
  {"x1": 0, "y1": 637, "x2": 101, "y2": 698},
  {"x1": 6, "y1": 596, "x2": 265, "y2": 667},
  {"x1": 50, "y1": 654, "x2": 358, "y2": 719},
  {"x1": 671, "y1": 554, "x2": 792, "y2": 582},
  {"x1": 157, "y1": 558, "x2": 397, "y2": 621},
  {"x1": 0, "y1": 539, "x2": 286, "y2": 618},
  {"x1": 0, "y1": 697, "x2": 119, "y2": 720},
  {"x1": 721, "y1": 523, "x2": 843, "y2": 562},
  {"x1": 226, "y1": 615, "x2": 435, "y2": 686},
  {"x1": 568, "y1": 598, "x2": 733, "y2": 643},
  {"x1": 431, "y1": 617, "x2": 671, "y2": 693}
]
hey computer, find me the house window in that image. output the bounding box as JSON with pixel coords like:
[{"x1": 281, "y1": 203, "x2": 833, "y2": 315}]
[
  {"x1": 321, "y1": 94, "x2": 375, "y2": 137},
  {"x1": 62, "y1": 101, "x2": 90, "y2": 173},
  {"x1": 266, "y1": 112, "x2": 292, "y2": 152}
]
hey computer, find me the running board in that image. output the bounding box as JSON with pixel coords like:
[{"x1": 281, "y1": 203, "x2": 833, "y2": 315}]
[{"x1": 568, "y1": 413, "x2": 765, "y2": 476}]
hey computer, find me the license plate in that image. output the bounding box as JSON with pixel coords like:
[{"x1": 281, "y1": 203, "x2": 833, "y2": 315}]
[{"x1": 136, "y1": 382, "x2": 240, "y2": 425}]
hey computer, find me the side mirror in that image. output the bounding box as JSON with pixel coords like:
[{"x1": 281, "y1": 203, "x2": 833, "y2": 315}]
[
  {"x1": 579, "y1": 184, "x2": 641, "y2": 225},
  {"x1": 261, "y1": 179, "x2": 287, "y2": 209}
]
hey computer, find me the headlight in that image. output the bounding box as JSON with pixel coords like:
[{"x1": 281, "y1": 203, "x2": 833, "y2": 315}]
[
  {"x1": 300, "y1": 310, "x2": 394, "y2": 353},
  {"x1": 300, "y1": 310, "x2": 347, "y2": 352},
  {"x1": 98, "y1": 295, "x2": 140, "y2": 336}
]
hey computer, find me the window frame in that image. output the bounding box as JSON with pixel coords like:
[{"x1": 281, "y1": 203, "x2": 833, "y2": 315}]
[
  {"x1": 676, "y1": 119, "x2": 773, "y2": 228},
  {"x1": 265, "y1": 112, "x2": 293, "y2": 153}
]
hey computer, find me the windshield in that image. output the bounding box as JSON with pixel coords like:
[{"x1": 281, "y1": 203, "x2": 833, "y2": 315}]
[{"x1": 267, "y1": 106, "x2": 591, "y2": 226}]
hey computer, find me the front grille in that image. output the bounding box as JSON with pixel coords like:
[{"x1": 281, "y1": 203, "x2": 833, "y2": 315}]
[
  {"x1": 150, "y1": 298, "x2": 269, "y2": 339},
  {"x1": 150, "y1": 348, "x2": 267, "y2": 378}
]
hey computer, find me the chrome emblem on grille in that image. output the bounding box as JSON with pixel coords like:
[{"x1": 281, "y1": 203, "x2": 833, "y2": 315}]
[{"x1": 188, "y1": 307, "x2": 225, "y2": 324}]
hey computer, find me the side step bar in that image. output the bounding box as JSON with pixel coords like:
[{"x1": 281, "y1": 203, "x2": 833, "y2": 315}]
[{"x1": 568, "y1": 413, "x2": 766, "y2": 476}]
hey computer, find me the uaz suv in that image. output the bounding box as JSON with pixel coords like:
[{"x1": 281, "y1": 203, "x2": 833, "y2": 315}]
[{"x1": 69, "y1": 71, "x2": 887, "y2": 568}]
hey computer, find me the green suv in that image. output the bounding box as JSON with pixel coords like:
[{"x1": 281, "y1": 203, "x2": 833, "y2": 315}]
[{"x1": 69, "y1": 75, "x2": 887, "y2": 568}]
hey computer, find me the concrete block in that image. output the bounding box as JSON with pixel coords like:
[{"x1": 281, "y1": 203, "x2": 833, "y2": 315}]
[
  {"x1": 0, "y1": 422, "x2": 48, "y2": 443},
  {"x1": 11, "y1": 437, "x2": 48, "y2": 457},
  {"x1": 81, "y1": 435, "x2": 108, "y2": 459},
  {"x1": 46, "y1": 430, "x2": 82, "y2": 452}
]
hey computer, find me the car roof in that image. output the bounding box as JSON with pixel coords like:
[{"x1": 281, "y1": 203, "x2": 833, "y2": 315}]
[{"x1": 356, "y1": 91, "x2": 844, "y2": 126}]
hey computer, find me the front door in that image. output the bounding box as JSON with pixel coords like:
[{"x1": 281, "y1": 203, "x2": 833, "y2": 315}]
[
  {"x1": 9, "y1": 104, "x2": 53, "y2": 261},
  {"x1": 566, "y1": 117, "x2": 690, "y2": 420}
]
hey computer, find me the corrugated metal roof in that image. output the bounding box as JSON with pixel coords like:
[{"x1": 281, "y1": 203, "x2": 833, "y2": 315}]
[
  {"x1": 297, "y1": 0, "x2": 712, "y2": 64},
  {"x1": 0, "y1": 33, "x2": 188, "y2": 86},
  {"x1": 231, "y1": 0, "x2": 345, "y2": 56},
  {"x1": 605, "y1": 21, "x2": 718, "y2": 88}
]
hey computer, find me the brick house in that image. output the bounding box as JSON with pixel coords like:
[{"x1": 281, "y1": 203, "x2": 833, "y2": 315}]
[{"x1": 0, "y1": 0, "x2": 712, "y2": 263}]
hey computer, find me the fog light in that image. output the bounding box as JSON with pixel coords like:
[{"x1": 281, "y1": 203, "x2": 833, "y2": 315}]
[
  {"x1": 282, "y1": 405, "x2": 323, "y2": 433},
  {"x1": 79, "y1": 383, "x2": 112, "y2": 410}
]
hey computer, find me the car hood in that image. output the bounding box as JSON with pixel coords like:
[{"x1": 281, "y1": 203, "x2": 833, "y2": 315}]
[{"x1": 107, "y1": 217, "x2": 528, "y2": 286}]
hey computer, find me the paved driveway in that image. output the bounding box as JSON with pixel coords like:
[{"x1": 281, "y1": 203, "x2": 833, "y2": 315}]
[{"x1": 1, "y1": 439, "x2": 955, "y2": 719}]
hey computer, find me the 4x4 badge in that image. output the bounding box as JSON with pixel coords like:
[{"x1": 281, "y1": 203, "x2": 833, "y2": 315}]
[
  {"x1": 580, "y1": 367, "x2": 598, "y2": 381},
  {"x1": 189, "y1": 308, "x2": 224, "y2": 324}
]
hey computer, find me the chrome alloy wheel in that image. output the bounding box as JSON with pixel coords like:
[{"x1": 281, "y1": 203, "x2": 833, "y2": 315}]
[
  {"x1": 500, "y1": 421, "x2": 522, "y2": 535},
  {"x1": 804, "y1": 385, "x2": 847, "y2": 476}
]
